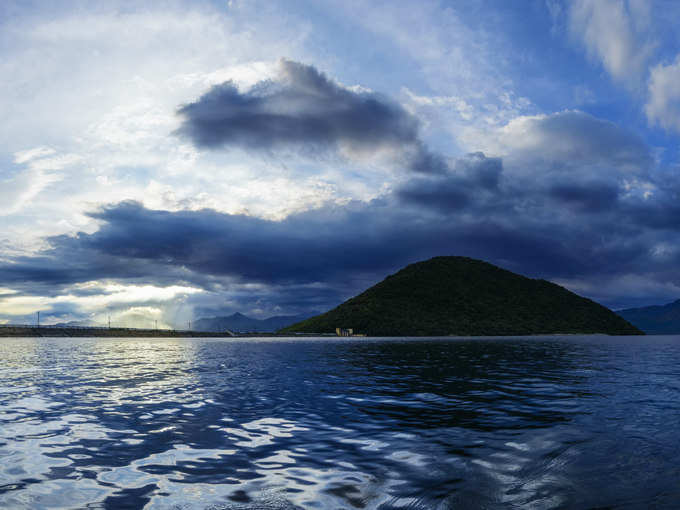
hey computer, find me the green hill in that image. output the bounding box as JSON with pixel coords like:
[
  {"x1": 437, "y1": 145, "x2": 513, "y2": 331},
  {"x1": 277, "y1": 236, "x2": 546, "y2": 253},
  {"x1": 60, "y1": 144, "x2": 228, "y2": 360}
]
[{"x1": 279, "y1": 256, "x2": 642, "y2": 336}]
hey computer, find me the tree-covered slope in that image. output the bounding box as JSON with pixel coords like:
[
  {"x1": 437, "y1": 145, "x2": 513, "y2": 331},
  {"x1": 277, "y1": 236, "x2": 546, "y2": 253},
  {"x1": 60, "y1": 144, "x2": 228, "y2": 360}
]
[{"x1": 280, "y1": 256, "x2": 642, "y2": 336}]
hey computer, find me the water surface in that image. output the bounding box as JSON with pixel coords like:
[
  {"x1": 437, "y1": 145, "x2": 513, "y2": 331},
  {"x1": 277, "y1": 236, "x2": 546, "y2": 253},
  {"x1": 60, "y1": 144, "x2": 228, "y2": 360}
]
[{"x1": 0, "y1": 335, "x2": 679, "y2": 509}]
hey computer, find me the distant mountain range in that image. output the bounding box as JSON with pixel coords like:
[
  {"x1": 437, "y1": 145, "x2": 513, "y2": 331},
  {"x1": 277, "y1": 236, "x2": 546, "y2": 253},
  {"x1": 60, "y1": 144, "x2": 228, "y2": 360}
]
[
  {"x1": 51, "y1": 320, "x2": 98, "y2": 328},
  {"x1": 281, "y1": 256, "x2": 642, "y2": 336},
  {"x1": 617, "y1": 300, "x2": 680, "y2": 334},
  {"x1": 194, "y1": 312, "x2": 315, "y2": 333}
]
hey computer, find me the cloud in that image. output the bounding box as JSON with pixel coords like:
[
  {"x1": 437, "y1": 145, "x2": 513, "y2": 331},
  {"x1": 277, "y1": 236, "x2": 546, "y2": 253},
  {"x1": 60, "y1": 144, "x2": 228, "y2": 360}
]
[
  {"x1": 3, "y1": 1, "x2": 680, "y2": 323},
  {"x1": 1, "y1": 122, "x2": 678, "y2": 315},
  {"x1": 0, "y1": 2, "x2": 326, "y2": 253},
  {"x1": 496, "y1": 110, "x2": 651, "y2": 173},
  {"x1": 0, "y1": 197, "x2": 572, "y2": 300},
  {"x1": 13, "y1": 146, "x2": 56, "y2": 164},
  {"x1": 0, "y1": 166, "x2": 60, "y2": 216},
  {"x1": 398, "y1": 153, "x2": 501, "y2": 213},
  {"x1": 0, "y1": 281, "x2": 201, "y2": 328},
  {"x1": 177, "y1": 59, "x2": 443, "y2": 173},
  {"x1": 548, "y1": 182, "x2": 619, "y2": 212},
  {"x1": 0, "y1": 147, "x2": 80, "y2": 216},
  {"x1": 645, "y1": 55, "x2": 680, "y2": 133},
  {"x1": 568, "y1": 0, "x2": 655, "y2": 87},
  {"x1": 0, "y1": 101, "x2": 676, "y2": 319}
]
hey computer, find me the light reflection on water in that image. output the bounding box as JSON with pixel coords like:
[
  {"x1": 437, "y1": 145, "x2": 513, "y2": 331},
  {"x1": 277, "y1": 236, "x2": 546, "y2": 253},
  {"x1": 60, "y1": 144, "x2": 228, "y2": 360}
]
[{"x1": 0, "y1": 336, "x2": 679, "y2": 508}]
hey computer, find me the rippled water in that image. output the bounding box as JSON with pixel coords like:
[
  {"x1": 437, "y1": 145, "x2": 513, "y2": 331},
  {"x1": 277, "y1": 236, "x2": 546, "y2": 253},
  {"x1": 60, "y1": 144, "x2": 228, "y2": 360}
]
[{"x1": 1, "y1": 336, "x2": 679, "y2": 509}]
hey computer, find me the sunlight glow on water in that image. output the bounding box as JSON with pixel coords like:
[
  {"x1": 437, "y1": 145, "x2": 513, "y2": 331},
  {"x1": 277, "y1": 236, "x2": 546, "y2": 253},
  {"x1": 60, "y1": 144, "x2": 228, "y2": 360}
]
[{"x1": 0, "y1": 336, "x2": 679, "y2": 508}]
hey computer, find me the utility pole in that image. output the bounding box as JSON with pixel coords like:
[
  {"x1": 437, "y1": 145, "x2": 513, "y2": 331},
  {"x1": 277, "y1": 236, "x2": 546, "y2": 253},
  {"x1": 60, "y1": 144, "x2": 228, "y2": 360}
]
[
  {"x1": 155, "y1": 319, "x2": 158, "y2": 330},
  {"x1": 37, "y1": 311, "x2": 40, "y2": 327},
  {"x1": 108, "y1": 315, "x2": 111, "y2": 329}
]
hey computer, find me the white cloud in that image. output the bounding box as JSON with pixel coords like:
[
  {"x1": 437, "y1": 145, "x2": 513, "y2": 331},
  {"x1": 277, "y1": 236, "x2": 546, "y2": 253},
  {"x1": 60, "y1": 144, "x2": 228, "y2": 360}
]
[
  {"x1": 338, "y1": 0, "x2": 501, "y2": 96},
  {"x1": 403, "y1": 88, "x2": 534, "y2": 157},
  {"x1": 0, "y1": 166, "x2": 61, "y2": 216},
  {"x1": 109, "y1": 306, "x2": 168, "y2": 329},
  {"x1": 568, "y1": 0, "x2": 655, "y2": 87},
  {"x1": 0, "y1": 148, "x2": 83, "y2": 216},
  {"x1": 0, "y1": 282, "x2": 203, "y2": 328},
  {"x1": 466, "y1": 110, "x2": 651, "y2": 178},
  {"x1": 645, "y1": 55, "x2": 680, "y2": 133},
  {"x1": 13, "y1": 147, "x2": 56, "y2": 164},
  {"x1": 403, "y1": 89, "x2": 475, "y2": 121},
  {"x1": 328, "y1": 0, "x2": 537, "y2": 156},
  {"x1": 0, "y1": 2, "x2": 322, "y2": 252}
]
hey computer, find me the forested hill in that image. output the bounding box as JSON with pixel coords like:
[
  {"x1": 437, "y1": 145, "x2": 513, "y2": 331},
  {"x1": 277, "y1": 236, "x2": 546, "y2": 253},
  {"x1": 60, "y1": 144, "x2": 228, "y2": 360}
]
[{"x1": 280, "y1": 256, "x2": 643, "y2": 337}]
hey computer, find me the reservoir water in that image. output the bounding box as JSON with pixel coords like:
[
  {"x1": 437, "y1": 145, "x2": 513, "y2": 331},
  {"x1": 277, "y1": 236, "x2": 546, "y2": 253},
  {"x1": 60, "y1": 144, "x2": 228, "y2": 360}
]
[{"x1": 0, "y1": 335, "x2": 679, "y2": 509}]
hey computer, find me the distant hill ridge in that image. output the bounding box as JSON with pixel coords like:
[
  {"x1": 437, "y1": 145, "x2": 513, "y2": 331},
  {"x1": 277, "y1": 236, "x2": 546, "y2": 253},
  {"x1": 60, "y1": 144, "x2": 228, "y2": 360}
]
[
  {"x1": 280, "y1": 256, "x2": 642, "y2": 336},
  {"x1": 194, "y1": 312, "x2": 314, "y2": 333},
  {"x1": 617, "y1": 300, "x2": 680, "y2": 334}
]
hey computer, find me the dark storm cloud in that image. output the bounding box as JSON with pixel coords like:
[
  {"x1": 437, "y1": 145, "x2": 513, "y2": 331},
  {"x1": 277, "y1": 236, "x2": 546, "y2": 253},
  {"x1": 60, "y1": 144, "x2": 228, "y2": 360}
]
[
  {"x1": 2, "y1": 142, "x2": 676, "y2": 299},
  {"x1": 0, "y1": 188, "x2": 677, "y2": 311},
  {"x1": 77, "y1": 200, "x2": 433, "y2": 284},
  {"x1": 548, "y1": 182, "x2": 619, "y2": 212},
  {"x1": 621, "y1": 202, "x2": 680, "y2": 230},
  {"x1": 398, "y1": 153, "x2": 502, "y2": 212},
  {"x1": 0, "y1": 240, "x2": 205, "y2": 297},
  {"x1": 176, "y1": 59, "x2": 443, "y2": 172},
  {"x1": 398, "y1": 178, "x2": 471, "y2": 213}
]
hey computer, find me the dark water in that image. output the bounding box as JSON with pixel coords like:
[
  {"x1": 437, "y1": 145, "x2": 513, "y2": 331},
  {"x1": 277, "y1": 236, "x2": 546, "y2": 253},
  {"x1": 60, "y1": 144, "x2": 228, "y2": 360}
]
[{"x1": 0, "y1": 336, "x2": 679, "y2": 509}]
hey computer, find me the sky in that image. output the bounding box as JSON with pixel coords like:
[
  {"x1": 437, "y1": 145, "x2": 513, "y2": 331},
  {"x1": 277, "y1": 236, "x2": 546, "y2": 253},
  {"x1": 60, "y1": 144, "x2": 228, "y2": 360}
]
[{"x1": 2, "y1": 0, "x2": 680, "y2": 328}]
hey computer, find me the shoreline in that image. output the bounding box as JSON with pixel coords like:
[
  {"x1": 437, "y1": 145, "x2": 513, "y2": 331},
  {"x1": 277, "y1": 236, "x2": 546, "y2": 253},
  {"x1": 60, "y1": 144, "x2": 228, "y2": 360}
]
[
  {"x1": 0, "y1": 326, "x2": 236, "y2": 338},
  {"x1": 0, "y1": 326, "x2": 650, "y2": 338},
  {"x1": 0, "y1": 326, "x2": 341, "y2": 338}
]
